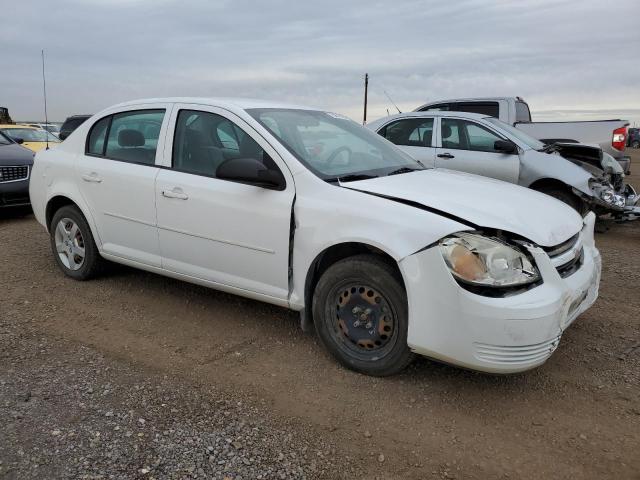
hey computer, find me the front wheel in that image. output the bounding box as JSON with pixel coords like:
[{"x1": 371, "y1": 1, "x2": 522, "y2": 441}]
[
  {"x1": 538, "y1": 188, "x2": 586, "y2": 215},
  {"x1": 49, "y1": 205, "x2": 105, "y2": 280},
  {"x1": 312, "y1": 254, "x2": 414, "y2": 376}
]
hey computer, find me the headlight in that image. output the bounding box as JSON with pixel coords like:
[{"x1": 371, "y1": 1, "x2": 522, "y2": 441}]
[
  {"x1": 439, "y1": 233, "x2": 540, "y2": 287},
  {"x1": 601, "y1": 189, "x2": 615, "y2": 204},
  {"x1": 613, "y1": 194, "x2": 626, "y2": 208},
  {"x1": 589, "y1": 179, "x2": 616, "y2": 204}
]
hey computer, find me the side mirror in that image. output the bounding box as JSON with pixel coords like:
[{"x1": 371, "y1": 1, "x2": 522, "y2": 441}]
[
  {"x1": 216, "y1": 157, "x2": 286, "y2": 190},
  {"x1": 494, "y1": 139, "x2": 517, "y2": 154},
  {"x1": 14, "y1": 138, "x2": 24, "y2": 144},
  {"x1": 58, "y1": 132, "x2": 68, "y2": 140}
]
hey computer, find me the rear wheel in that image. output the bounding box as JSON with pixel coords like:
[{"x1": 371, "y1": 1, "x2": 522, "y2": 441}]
[
  {"x1": 50, "y1": 205, "x2": 105, "y2": 280},
  {"x1": 312, "y1": 254, "x2": 414, "y2": 376},
  {"x1": 632, "y1": 140, "x2": 639, "y2": 149}
]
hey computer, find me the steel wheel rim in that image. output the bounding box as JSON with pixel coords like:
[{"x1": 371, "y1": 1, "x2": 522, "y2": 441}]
[
  {"x1": 331, "y1": 283, "x2": 397, "y2": 356},
  {"x1": 54, "y1": 217, "x2": 86, "y2": 271}
]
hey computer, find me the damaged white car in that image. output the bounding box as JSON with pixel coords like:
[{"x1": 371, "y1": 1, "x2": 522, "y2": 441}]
[
  {"x1": 30, "y1": 98, "x2": 601, "y2": 376},
  {"x1": 367, "y1": 111, "x2": 639, "y2": 222}
]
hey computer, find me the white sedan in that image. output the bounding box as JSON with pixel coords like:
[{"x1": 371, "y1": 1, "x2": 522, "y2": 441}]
[{"x1": 29, "y1": 98, "x2": 601, "y2": 376}]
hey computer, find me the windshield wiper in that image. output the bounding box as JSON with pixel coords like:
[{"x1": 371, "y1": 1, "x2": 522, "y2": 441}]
[
  {"x1": 324, "y1": 173, "x2": 378, "y2": 184},
  {"x1": 387, "y1": 167, "x2": 422, "y2": 176}
]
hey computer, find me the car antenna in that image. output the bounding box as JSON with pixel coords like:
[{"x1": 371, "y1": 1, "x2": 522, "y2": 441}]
[
  {"x1": 41, "y1": 49, "x2": 49, "y2": 150},
  {"x1": 363, "y1": 73, "x2": 369, "y2": 125},
  {"x1": 383, "y1": 90, "x2": 401, "y2": 114}
]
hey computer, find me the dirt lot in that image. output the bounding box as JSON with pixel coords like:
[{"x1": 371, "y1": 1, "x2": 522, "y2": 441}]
[{"x1": 1, "y1": 152, "x2": 639, "y2": 480}]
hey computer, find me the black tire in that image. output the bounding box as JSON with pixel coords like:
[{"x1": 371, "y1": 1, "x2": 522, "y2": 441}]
[
  {"x1": 539, "y1": 188, "x2": 586, "y2": 215},
  {"x1": 49, "y1": 205, "x2": 105, "y2": 280},
  {"x1": 312, "y1": 254, "x2": 414, "y2": 376},
  {"x1": 632, "y1": 141, "x2": 639, "y2": 149}
]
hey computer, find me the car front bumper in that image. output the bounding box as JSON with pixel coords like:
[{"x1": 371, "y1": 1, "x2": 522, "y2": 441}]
[
  {"x1": 0, "y1": 177, "x2": 31, "y2": 208},
  {"x1": 400, "y1": 212, "x2": 601, "y2": 374}
]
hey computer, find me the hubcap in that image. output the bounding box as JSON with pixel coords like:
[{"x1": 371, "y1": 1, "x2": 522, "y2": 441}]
[
  {"x1": 54, "y1": 218, "x2": 85, "y2": 271},
  {"x1": 335, "y1": 285, "x2": 395, "y2": 352}
]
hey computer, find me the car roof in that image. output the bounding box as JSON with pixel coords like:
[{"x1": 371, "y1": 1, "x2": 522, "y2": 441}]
[
  {"x1": 367, "y1": 110, "x2": 491, "y2": 129},
  {"x1": 109, "y1": 97, "x2": 316, "y2": 112}
]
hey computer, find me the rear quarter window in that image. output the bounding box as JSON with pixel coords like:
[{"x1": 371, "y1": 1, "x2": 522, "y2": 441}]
[{"x1": 515, "y1": 102, "x2": 531, "y2": 123}]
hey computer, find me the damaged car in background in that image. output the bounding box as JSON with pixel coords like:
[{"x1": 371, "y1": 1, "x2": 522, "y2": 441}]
[
  {"x1": 368, "y1": 111, "x2": 639, "y2": 222},
  {"x1": 30, "y1": 98, "x2": 601, "y2": 376},
  {"x1": 414, "y1": 96, "x2": 632, "y2": 174}
]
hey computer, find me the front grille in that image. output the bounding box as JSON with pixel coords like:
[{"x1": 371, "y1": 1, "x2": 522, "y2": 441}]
[
  {"x1": 0, "y1": 165, "x2": 29, "y2": 183},
  {"x1": 474, "y1": 335, "x2": 561, "y2": 365},
  {"x1": 543, "y1": 233, "x2": 579, "y2": 257},
  {"x1": 544, "y1": 232, "x2": 583, "y2": 278},
  {"x1": 556, "y1": 247, "x2": 584, "y2": 278}
]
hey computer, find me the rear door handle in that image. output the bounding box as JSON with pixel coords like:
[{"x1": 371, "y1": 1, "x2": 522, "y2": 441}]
[
  {"x1": 81, "y1": 173, "x2": 102, "y2": 183},
  {"x1": 437, "y1": 153, "x2": 455, "y2": 159},
  {"x1": 162, "y1": 187, "x2": 189, "y2": 200}
]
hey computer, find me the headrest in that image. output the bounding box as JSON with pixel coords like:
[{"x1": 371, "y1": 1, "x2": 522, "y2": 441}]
[
  {"x1": 441, "y1": 124, "x2": 452, "y2": 139},
  {"x1": 118, "y1": 129, "x2": 145, "y2": 147}
]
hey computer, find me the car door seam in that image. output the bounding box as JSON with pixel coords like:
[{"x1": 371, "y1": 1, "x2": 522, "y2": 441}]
[{"x1": 156, "y1": 224, "x2": 276, "y2": 254}]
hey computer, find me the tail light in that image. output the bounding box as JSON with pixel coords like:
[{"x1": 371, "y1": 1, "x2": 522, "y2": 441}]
[{"x1": 612, "y1": 126, "x2": 627, "y2": 151}]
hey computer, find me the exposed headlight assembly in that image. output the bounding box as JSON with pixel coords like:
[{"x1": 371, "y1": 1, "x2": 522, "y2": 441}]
[
  {"x1": 589, "y1": 179, "x2": 616, "y2": 204},
  {"x1": 440, "y1": 233, "x2": 540, "y2": 288}
]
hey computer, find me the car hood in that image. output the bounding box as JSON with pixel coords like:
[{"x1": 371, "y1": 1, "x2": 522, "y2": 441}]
[
  {"x1": 346, "y1": 169, "x2": 583, "y2": 247},
  {"x1": 20, "y1": 141, "x2": 59, "y2": 153},
  {"x1": 0, "y1": 142, "x2": 35, "y2": 166}
]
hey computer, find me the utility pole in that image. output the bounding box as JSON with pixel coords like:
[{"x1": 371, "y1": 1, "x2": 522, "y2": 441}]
[
  {"x1": 41, "y1": 49, "x2": 50, "y2": 150},
  {"x1": 363, "y1": 73, "x2": 369, "y2": 125}
]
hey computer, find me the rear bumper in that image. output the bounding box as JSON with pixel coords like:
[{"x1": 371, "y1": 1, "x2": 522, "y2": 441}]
[
  {"x1": 400, "y1": 213, "x2": 600, "y2": 374},
  {"x1": 0, "y1": 178, "x2": 31, "y2": 208}
]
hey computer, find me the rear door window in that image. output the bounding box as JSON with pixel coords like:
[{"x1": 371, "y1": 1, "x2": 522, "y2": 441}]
[
  {"x1": 379, "y1": 118, "x2": 434, "y2": 147},
  {"x1": 104, "y1": 110, "x2": 165, "y2": 165}
]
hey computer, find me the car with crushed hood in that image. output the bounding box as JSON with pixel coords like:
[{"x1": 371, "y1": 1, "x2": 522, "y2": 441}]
[
  {"x1": 367, "y1": 111, "x2": 639, "y2": 222},
  {"x1": 29, "y1": 98, "x2": 601, "y2": 376}
]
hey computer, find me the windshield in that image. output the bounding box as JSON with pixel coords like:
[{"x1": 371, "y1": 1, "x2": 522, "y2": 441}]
[
  {"x1": 247, "y1": 109, "x2": 424, "y2": 180},
  {"x1": 485, "y1": 117, "x2": 544, "y2": 150},
  {"x1": 0, "y1": 131, "x2": 12, "y2": 145},
  {"x1": 1, "y1": 128, "x2": 59, "y2": 142}
]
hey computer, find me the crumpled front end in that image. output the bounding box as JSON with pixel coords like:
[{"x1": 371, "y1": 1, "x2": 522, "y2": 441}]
[{"x1": 399, "y1": 213, "x2": 601, "y2": 374}]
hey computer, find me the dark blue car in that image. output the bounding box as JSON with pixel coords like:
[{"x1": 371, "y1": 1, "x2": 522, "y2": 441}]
[{"x1": 0, "y1": 131, "x2": 35, "y2": 210}]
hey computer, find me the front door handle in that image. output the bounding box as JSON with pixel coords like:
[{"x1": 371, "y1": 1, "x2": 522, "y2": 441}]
[
  {"x1": 437, "y1": 153, "x2": 455, "y2": 159},
  {"x1": 162, "y1": 187, "x2": 189, "y2": 200},
  {"x1": 81, "y1": 173, "x2": 102, "y2": 183}
]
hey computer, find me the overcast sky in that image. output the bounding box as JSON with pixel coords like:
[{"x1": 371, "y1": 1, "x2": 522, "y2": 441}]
[{"x1": 3, "y1": 0, "x2": 639, "y2": 125}]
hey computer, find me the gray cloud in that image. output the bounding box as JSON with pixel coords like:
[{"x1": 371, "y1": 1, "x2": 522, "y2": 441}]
[{"x1": 2, "y1": 0, "x2": 639, "y2": 125}]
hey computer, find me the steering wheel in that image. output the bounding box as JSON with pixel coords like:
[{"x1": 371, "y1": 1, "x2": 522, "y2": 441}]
[{"x1": 326, "y1": 146, "x2": 353, "y2": 167}]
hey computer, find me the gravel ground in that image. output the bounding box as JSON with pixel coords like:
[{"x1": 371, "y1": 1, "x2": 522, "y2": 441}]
[
  {"x1": 1, "y1": 150, "x2": 639, "y2": 479},
  {"x1": 0, "y1": 313, "x2": 349, "y2": 480}
]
